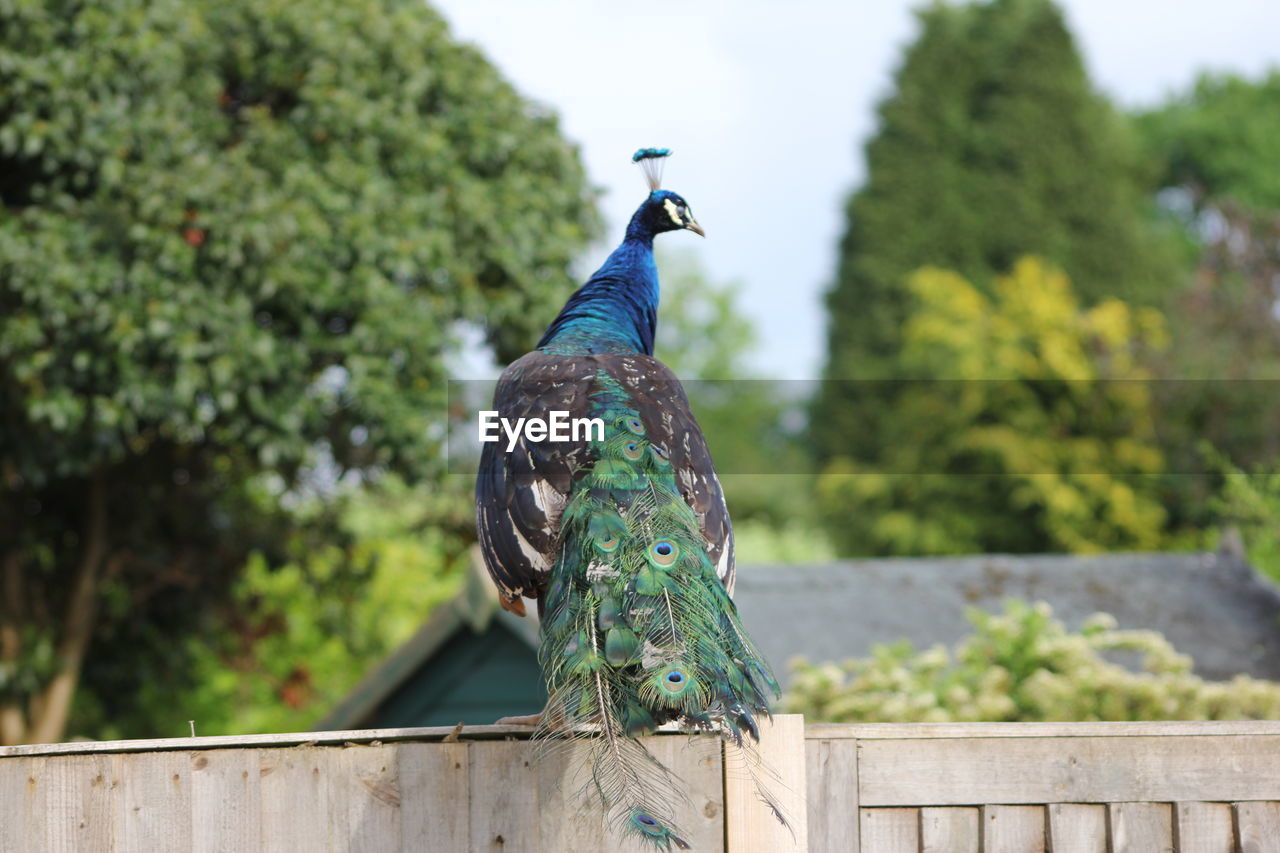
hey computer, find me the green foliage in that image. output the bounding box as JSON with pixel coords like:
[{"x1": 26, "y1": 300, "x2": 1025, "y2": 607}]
[
  {"x1": 813, "y1": 0, "x2": 1181, "y2": 555},
  {"x1": 1208, "y1": 452, "x2": 1280, "y2": 585},
  {"x1": 654, "y1": 249, "x2": 758, "y2": 381},
  {"x1": 75, "y1": 477, "x2": 473, "y2": 739},
  {"x1": 1133, "y1": 72, "x2": 1280, "y2": 531},
  {"x1": 181, "y1": 480, "x2": 469, "y2": 737},
  {"x1": 0, "y1": 0, "x2": 596, "y2": 742},
  {"x1": 817, "y1": 258, "x2": 1168, "y2": 555},
  {"x1": 1138, "y1": 70, "x2": 1280, "y2": 212},
  {"x1": 786, "y1": 600, "x2": 1280, "y2": 722}
]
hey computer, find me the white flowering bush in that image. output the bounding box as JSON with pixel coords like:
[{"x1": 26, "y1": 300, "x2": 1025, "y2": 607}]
[{"x1": 785, "y1": 599, "x2": 1280, "y2": 722}]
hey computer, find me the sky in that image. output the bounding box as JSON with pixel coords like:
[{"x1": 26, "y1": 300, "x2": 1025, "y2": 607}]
[{"x1": 432, "y1": 0, "x2": 1280, "y2": 380}]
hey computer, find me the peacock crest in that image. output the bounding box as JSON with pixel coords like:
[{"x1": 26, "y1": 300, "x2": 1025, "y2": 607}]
[{"x1": 632, "y1": 147, "x2": 672, "y2": 191}]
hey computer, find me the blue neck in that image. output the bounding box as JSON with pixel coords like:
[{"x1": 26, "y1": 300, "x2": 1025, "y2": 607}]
[{"x1": 538, "y1": 212, "x2": 660, "y2": 356}]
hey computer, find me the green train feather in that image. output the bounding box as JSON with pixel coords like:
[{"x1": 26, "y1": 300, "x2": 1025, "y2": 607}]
[{"x1": 535, "y1": 375, "x2": 782, "y2": 850}]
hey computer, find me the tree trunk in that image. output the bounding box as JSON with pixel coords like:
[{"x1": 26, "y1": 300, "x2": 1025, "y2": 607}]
[
  {"x1": 0, "y1": 549, "x2": 24, "y2": 745},
  {"x1": 27, "y1": 470, "x2": 108, "y2": 745}
]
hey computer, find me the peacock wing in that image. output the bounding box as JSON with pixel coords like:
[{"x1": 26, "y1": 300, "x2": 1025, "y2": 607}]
[
  {"x1": 475, "y1": 351, "x2": 598, "y2": 614},
  {"x1": 598, "y1": 354, "x2": 735, "y2": 593}
]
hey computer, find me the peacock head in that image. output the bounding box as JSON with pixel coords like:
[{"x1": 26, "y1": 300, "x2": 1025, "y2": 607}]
[
  {"x1": 631, "y1": 189, "x2": 705, "y2": 238},
  {"x1": 629, "y1": 148, "x2": 704, "y2": 238}
]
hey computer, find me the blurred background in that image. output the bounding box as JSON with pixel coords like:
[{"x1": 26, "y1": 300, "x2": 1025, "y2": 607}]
[{"x1": 2, "y1": 0, "x2": 1279, "y2": 745}]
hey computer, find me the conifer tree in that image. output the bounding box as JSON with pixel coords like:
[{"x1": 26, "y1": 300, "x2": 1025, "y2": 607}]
[{"x1": 813, "y1": 0, "x2": 1179, "y2": 554}]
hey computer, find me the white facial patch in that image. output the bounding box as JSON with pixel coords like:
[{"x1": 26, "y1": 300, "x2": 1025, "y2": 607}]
[{"x1": 663, "y1": 198, "x2": 683, "y2": 226}]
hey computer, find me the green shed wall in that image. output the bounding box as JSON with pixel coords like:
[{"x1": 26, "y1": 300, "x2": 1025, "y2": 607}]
[{"x1": 364, "y1": 623, "x2": 546, "y2": 727}]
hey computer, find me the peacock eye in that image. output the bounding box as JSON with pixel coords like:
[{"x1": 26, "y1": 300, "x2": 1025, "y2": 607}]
[{"x1": 648, "y1": 539, "x2": 679, "y2": 568}]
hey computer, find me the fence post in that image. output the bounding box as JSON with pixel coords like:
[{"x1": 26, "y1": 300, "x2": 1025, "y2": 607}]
[{"x1": 724, "y1": 713, "x2": 807, "y2": 852}]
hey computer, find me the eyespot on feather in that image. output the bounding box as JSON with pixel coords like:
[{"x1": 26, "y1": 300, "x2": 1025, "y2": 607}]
[
  {"x1": 622, "y1": 440, "x2": 645, "y2": 461},
  {"x1": 647, "y1": 539, "x2": 679, "y2": 568},
  {"x1": 618, "y1": 415, "x2": 645, "y2": 436},
  {"x1": 626, "y1": 809, "x2": 689, "y2": 849},
  {"x1": 640, "y1": 663, "x2": 706, "y2": 712},
  {"x1": 588, "y1": 510, "x2": 626, "y2": 553}
]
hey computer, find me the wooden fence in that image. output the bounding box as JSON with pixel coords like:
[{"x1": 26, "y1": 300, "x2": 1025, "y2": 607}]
[
  {"x1": 806, "y1": 721, "x2": 1280, "y2": 852},
  {"x1": 3, "y1": 717, "x2": 1279, "y2": 851}
]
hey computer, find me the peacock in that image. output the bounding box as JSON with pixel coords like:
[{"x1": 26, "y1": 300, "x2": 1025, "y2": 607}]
[{"x1": 475, "y1": 149, "x2": 784, "y2": 849}]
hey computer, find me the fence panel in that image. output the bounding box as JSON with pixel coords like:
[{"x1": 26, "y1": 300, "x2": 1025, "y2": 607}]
[{"x1": 5, "y1": 718, "x2": 1280, "y2": 851}]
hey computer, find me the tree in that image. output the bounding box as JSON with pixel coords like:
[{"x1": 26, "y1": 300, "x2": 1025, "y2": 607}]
[
  {"x1": 1208, "y1": 452, "x2": 1280, "y2": 586},
  {"x1": 813, "y1": 0, "x2": 1180, "y2": 542},
  {"x1": 80, "y1": 477, "x2": 475, "y2": 739},
  {"x1": 1134, "y1": 72, "x2": 1280, "y2": 529},
  {"x1": 1138, "y1": 71, "x2": 1280, "y2": 213},
  {"x1": 786, "y1": 600, "x2": 1280, "y2": 723},
  {"x1": 816, "y1": 258, "x2": 1168, "y2": 555},
  {"x1": 0, "y1": 0, "x2": 598, "y2": 744}
]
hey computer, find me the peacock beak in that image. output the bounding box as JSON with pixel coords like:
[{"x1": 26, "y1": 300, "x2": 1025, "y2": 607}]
[{"x1": 684, "y1": 219, "x2": 705, "y2": 237}]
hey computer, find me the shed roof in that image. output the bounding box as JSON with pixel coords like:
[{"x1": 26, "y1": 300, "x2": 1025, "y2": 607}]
[
  {"x1": 733, "y1": 549, "x2": 1280, "y2": 685},
  {"x1": 321, "y1": 547, "x2": 1280, "y2": 729}
]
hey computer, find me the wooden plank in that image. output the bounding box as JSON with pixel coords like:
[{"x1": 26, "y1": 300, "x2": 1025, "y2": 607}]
[
  {"x1": 646, "y1": 734, "x2": 724, "y2": 853},
  {"x1": 329, "y1": 744, "x2": 401, "y2": 852},
  {"x1": 0, "y1": 723, "x2": 539, "y2": 758},
  {"x1": 534, "y1": 737, "x2": 621, "y2": 852},
  {"x1": 859, "y1": 808, "x2": 918, "y2": 853},
  {"x1": 23, "y1": 755, "x2": 47, "y2": 853},
  {"x1": 469, "y1": 739, "x2": 540, "y2": 853},
  {"x1": 806, "y1": 739, "x2": 859, "y2": 853},
  {"x1": 1174, "y1": 802, "x2": 1232, "y2": 852},
  {"x1": 118, "y1": 750, "x2": 192, "y2": 852},
  {"x1": 1046, "y1": 804, "x2": 1106, "y2": 853},
  {"x1": 1108, "y1": 803, "x2": 1173, "y2": 852},
  {"x1": 981, "y1": 805, "x2": 1044, "y2": 853},
  {"x1": 258, "y1": 746, "x2": 330, "y2": 852},
  {"x1": 43, "y1": 753, "x2": 118, "y2": 853},
  {"x1": 398, "y1": 742, "x2": 469, "y2": 852},
  {"x1": 190, "y1": 748, "x2": 260, "y2": 853},
  {"x1": 528, "y1": 733, "x2": 723, "y2": 853},
  {"x1": 808, "y1": 721, "x2": 1280, "y2": 740},
  {"x1": 725, "y1": 714, "x2": 806, "y2": 853},
  {"x1": 0, "y1": 756, "x2": 31, "y2": 853},
  {"x1": 1235, "y1": 802, "x2": 1280, "y2": 853},
  {"x1": 858, "y1": 736, "x2": 1280, "y2": 805},
  {"x1": 919, "y1": 807, "x2": 978, "y2": 853}
]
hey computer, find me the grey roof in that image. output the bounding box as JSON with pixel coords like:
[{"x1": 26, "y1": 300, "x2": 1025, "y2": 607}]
[
  {"x1": 732, "y1": 551, "x2": 1280, "y2": 687},
  {"x1": 323, "y1": 548, "x2": 1280, "y2": 728}
]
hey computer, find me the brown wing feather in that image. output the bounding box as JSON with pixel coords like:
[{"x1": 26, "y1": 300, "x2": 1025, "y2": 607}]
[{"x1": 475, "y1": 351, "x2": 735, "y2": 613}]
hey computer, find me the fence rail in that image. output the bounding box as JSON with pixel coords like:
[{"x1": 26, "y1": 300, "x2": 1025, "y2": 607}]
[
  {"x1": 3, "y1": 718, "x2": 1279, "y2": 851},
  {"x1": 806, "y1": 721, "x2": 1280, "y2": 852}
]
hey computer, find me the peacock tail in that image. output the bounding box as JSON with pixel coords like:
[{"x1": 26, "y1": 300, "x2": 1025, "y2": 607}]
[{"x1": 535, "y1": 374, "x2": 782, "y2": 850}]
